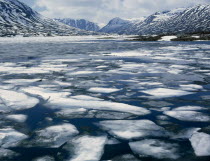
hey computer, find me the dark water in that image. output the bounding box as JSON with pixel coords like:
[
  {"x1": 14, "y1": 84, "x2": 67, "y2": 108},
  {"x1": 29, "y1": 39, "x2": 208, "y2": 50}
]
[{"x1": 0, "y1": 36, "x2": 210, "y2": 161}]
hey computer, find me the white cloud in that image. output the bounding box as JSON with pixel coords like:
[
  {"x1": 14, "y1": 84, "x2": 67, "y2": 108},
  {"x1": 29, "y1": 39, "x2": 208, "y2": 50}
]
[{"x1": 33, "y1": 0, "x2": 210, "y2": 25}]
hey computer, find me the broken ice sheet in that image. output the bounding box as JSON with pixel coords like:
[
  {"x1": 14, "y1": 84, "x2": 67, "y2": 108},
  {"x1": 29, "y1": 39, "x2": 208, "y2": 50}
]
[
  {"x1": 64, "y1": 135, "x2": 107, "y2": 161},
  {"x1": 0, "y1": 89, "x2": 39, "y2": 111},
  {"x1": 22, "y1": 86, "x2": 150, "y2": 116},
  {"x1": 32, "y1": 156, "x2": 55, "y2": 161},
  {"x1": 172, "y1": 106, "x2": 207, "y2": 111},
  {"x1": 5, "y1": 114, "x2": 27, "y2": 123},
  {"x1": 111, "y1": 154, "x2": 139, "y2": 161},
  {"x1": 172, "y1": 128, "x2": 201, "y2": 139},
  {"x1": 164, "y1": 111, "x2": 210, "y2": 122},
  {"x1": 190, "y1": 132, "x2": 210, "y2": 156},
  {"x1": 0, "y1": 128, "x2": 28, "y2": 148},
  {"x1": 129, "y1": 139, "x2": 180, "y2": 159},
  {"x1": 88, "y1": 87, "x2": 121, "y2": 93},
  {"x1": 98, "y1": 120, "x2": 168, "y2": 140},
  {"x1": 180, "y1": 84, "x2": 203, "y2": 91},
  {"x1": 3, "y1": 79, "x2": 41, "y2": 86},
  {"x1": 0, "y1": 148, "x2": 19, "y2": 160},
  {"x1": 141, "y1": 88, "x2": 193, "y2": 98},
  {"x1": 35, "y1": 124, "x2": 79, "y2": 148}
]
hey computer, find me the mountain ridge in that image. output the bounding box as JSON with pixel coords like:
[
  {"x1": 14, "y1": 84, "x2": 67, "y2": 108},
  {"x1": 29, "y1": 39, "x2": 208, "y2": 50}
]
[
  {"x1": 99, "y1": 4, "x2": 210, "y2": 35},
  {"x1": 54, "y1": 18, "x2": 100, "y2": 32},
  {"x1": 0, "y1": 0, "x2": 96, "y2": 36}
]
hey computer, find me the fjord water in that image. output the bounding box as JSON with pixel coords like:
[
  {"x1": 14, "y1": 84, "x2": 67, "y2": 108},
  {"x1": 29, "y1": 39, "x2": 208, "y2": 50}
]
[{"x1": 0, "y1": 36, "x2": 210, "y2": 161}]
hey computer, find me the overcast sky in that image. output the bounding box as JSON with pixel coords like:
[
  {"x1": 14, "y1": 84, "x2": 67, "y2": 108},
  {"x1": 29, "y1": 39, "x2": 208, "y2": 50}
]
[{"x1": 21, "y1": 0, "x2": 210, "y2": 26}]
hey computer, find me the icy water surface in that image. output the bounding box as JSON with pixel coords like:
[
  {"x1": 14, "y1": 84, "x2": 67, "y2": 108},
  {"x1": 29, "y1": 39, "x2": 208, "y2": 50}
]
[{"x1": 0, "y1": 36, "x2": 210, "y2": 161}]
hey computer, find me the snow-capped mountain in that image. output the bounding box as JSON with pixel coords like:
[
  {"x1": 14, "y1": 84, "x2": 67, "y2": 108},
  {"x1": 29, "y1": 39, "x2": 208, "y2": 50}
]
[
  {"x1": 0, "y1": 0, "x2": 94, "y2": 36},
  {"x1": 99, "y1": 17, "x2": 131, "y2": 33},
  {"x1": 100, "y1": 5, "x2": 210, "y2": 35},
  {"x1": 55, "y1": 18, "x2": 100, "y2": 32}
]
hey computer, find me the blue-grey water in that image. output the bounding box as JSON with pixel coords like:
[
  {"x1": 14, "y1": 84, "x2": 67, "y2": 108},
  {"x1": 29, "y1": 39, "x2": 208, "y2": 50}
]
[{"x1": 0, "y1": 36, "x2": 209, "y2": 161}]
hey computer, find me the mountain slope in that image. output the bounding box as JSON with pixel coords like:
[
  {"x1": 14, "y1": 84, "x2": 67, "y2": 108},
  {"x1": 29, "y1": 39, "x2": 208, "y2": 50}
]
[
  {"x1": 100, "y1": 5, "x2": 210, "y2": 35},
  {"x1": 55, "y1": 18, "x2": 100, "y2": 32},
  {"x1": 0, "y1": 0, "x2": 94, "y2": 36},
  {"x1": 99, "y1": 17, "x2": 131, "y2": 33}
]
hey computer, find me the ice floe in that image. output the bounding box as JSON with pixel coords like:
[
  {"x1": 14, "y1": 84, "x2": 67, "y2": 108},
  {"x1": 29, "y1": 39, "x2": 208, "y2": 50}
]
[
  {"x1": 164, "y1": 111, "x2": 210, "y2": 122},
  {"x1": 70, "y1": 95, "x2": 103, "y2": 101},
  {"x1": 172, "y1": 128, "x2": 201, "y2": 139},
  {"x1": 0, "y1": 89, "x2": 39, "y2": 111},
  {"x1": 88, "y1": 87, "x2": 121, "y2": 93},
  {"x1": 22, "y1": 87, "x2": 150, "y2": 115},
  {"x1": 65, "y1": 135, "x2": 107, "y2": 161},
  {"x1": 0, "y1": 148, "x2": 18, "y2": 159},
  {"x1": 172, "y1": 106, "x2": 207, "y2": 111},
  {"x1": 4, "y1": 79, "x2": 41, "y2": 86},
  {"x1": 35, "y1": 124, "x2": 79, "y2": 147},
  {"x1": 21, "y1": 86, "x2": 70, "y2": 100},
  {"x1": 33, "y1": 156, "x2": 55, "y2": 161},
  {"x1": 5, "y1": 114, "x2": 27, "y2": 123},
  {"x1": 190, "y1": 132, "x2": 210, "y2": 156},
  {"x1": 111, "y1": 154, "x2": 139, "y2": 161},
  {"x1": 180, "y1": 84, "x2": 203, "y2": 91},
  {"x1": 98, "y1": 120, "x2": 168, "y2": 140},
  {"x1": 129, "y1": 139, "x2": 180, "y2": 159},
  {"x1": 141, "y1": 88, "x2": 193, "y2": 98},
  {"x1": 0, "y1": 128, "x2": 28, "y2": 148}
]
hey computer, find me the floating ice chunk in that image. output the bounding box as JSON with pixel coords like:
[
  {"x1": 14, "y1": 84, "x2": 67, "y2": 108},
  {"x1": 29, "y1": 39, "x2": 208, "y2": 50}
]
[
  {"x1": 70, "y1": 95, "x2": 103, "y2": 101},
  {"x1": 0, "y1": 84, "x2": 14, "y2": 90},
  {"x1": 95, "y1": 111, "x2": 134, "y2": 119},
  {"x1": 0, "y1": 101, "x2": 10, "y2": 113},
  {"x1": 164, "y1": 111, "x2": 210, "y2": 122},
  {"x1": 173, "y1": 106, "x2": 206, "y2": 111},
  {"x1": 65, "y1": 135, "x2": 107, "y2": 161},
  {"x1": 48, "y1": 97, "x2": 150, "y2": 116},
  {"x1": 4, "y1": 79, "x2": 41, "y2": 86},
  {"x1": 88, "y1": 87, "x2": 121, "y2": 93},
  {"x1": 190, "y1": 132, "x2": 210, "y2": 156},
  {"x1": 98, "y1": 120, "x2": 168, "y2": 140},
  {"x1": 55, "y1": 108, "x2": 87, "y2": 118},
  {"x1": 35, "y1": 123, "x2": 79, "y2": 147},
  {"x1": 21, "y1": 87, "x2": 69, "y2": 100},
  {"x1": 0, "y1": 128, "x2": 28, "y2": 148},
  {"x1": 33, "y1": 156, "x2": 55, "y2": 161},
  {"x1": 180, "y1": 84, "x2": 203, "y2": 91},
  {"x1": 0, "y1": 148, "x2": 18, "y2": 159},
  {"x1": 54, "y1": 81, "x2": 72, "y2": 87},
  {"x1": 172, "y1": 128, "x2": 201, "y2": 139},
  {"x1": 69, "y1": 71, "x2": 97, "y2": 75},
  {"x1": 0, "y1": 89, "x2": 39, "y2": 110},
  {"x1": 141, "y1": 88, "x2": 193, "y2": 98},
  {"x1": 111, "y1": 154, "x2": 139, "y2": 161},
  {"x1": 108, "y1": 50, "x2": 151, "y2": 57},
  {"x1": 129, "y1": 139, "x2": 180, "y2": 159},
  {"x1": 6, "y1": 114, "x2": 27, "y2": 123},
  {"x1": 22, "y1": 87, "x2": 150, "y2": 116},
  {"x1": 138, "y1": 82, "x2": 163, "y2": 86},
  {"x1": 96, "y1": 66, "x2": 107, "y2": 69},
  {"x1": 106, "y1": 138, "x2": 120, "y2": 145}
]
